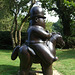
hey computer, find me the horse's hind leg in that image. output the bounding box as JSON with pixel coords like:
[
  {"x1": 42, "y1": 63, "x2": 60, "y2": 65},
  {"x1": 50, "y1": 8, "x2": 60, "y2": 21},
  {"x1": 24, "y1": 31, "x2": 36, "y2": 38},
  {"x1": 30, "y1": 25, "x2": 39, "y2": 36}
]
[
  {"x1": 19, "y1": 60, "x2": 32, "y2": 75},
  {"x1": 19, "y1": 46, "x2": 32, "y2": 75}
]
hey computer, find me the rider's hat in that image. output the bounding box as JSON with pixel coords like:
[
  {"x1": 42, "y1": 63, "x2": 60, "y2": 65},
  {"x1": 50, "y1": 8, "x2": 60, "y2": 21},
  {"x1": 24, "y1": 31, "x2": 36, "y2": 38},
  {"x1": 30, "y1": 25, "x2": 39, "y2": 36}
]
[{"x1": 30, "y1": 6, "x2": 46, "y2": 19}]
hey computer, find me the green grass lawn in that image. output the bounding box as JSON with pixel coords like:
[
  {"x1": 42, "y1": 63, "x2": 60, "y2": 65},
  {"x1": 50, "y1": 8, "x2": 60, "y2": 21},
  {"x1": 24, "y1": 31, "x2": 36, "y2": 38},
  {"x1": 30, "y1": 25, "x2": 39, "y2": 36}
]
[
  {"x1": 53, "y1": 48, "x2": 75, "y2": 75},
  {"x1": 0, "y1": 49, "x2": 75, "y2": 75}
]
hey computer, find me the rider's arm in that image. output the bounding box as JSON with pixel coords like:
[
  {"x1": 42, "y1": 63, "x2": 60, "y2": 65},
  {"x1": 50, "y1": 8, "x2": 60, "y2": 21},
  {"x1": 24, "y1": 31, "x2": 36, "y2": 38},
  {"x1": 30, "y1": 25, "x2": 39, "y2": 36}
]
[{"x1": 33, "y1": 27, "x2": 52, "y2": 40}]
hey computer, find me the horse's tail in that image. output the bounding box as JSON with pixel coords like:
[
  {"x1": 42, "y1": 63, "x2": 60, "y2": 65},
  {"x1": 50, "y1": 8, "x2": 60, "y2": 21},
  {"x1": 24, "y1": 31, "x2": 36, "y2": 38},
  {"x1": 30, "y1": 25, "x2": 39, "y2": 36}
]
[{"x1": 11, "y1": 45, "x2": 20, "y2": 60}]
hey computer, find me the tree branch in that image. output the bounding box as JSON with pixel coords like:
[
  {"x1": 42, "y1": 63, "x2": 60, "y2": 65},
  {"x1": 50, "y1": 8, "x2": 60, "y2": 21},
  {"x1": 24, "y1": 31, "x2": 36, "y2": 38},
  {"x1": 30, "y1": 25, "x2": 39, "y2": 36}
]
[
  {"x1": 49, "y1": 8, "x2": 58, "y2": 13},
  {"x1": 18, "y1": 3, "x2": 34, "y2": 46}
]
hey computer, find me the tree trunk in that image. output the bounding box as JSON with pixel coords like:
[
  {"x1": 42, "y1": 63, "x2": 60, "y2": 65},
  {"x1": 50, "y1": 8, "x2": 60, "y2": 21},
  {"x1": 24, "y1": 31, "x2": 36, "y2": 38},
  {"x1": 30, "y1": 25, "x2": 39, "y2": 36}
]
[
  {"x1": 18, "y1": 29, "x2": 21, "y2": 46},
  {"x1": 11, "y1": 19, "x2": 16, "y2": 48},
  {"x1": 63, "y1": 22, "x2": 71, "y2": 36},
  {"x1": 62, "y1": 15, "x2": 71, "y2": 36},
  {"x1": 14, "y1": 13, "x2": 18, "y2": 46},
  {"x1": 11, "y1": 3, "x2": 34, "y2": 47},
  {"x1": 11, "y1": 13, "x2": 18, "y2": 48},
  {"x1": 18, "y1": 3, "x2": 34, "y2": 46},
  {"x1": 18, "y1": 14, "x2": 29, "y2": 46},
  {"x1": 11, "y1": 31, "x2": 15, "y2": 48}
]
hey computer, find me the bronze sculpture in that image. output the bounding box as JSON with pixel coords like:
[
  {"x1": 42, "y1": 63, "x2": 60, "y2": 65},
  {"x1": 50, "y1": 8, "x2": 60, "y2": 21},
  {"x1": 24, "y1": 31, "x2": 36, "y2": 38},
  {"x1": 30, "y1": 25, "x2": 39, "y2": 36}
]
[{"x1": 11, "y1": 6, "x2": 65, "y2": 75}]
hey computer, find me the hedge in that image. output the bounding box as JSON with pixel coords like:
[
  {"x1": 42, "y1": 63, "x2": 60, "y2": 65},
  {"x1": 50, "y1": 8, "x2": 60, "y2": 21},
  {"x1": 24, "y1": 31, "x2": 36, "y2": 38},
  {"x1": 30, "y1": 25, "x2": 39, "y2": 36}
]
[
  {"x1": 67, "y1": 37, "x2": 75, "y2": 48},
  {"x1": 0, "y1": 31, "x2": 27, "y2": 49},
  {"x1": 0, "y1": 31, "x2": 75, "y2": 49},
  {"x1": 64, "y1": 36, "x2": 75, "y2": 48}
]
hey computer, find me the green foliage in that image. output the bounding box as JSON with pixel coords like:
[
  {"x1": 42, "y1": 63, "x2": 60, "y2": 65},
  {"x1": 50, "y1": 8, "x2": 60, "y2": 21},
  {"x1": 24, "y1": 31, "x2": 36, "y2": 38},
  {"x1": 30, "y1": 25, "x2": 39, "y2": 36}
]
[
  {"x1": 0, "y1": 0, "x2": 13, "y2": 31},
  {"x1": 16, "y1": 15, "x2": 29, "y2": 32},
  {"x1": 40, "y1": 0, "x2": 75, "y2": 48},
  {"x1": 40, "y1": 0, "x2": 75, "y2": 36},
  {"x1": 22, "y1": 22, "x2": 29, "y2": 32},
  {"x1": 9, "y1": 0, "x2": 30, "y2": 15},
  {"x1": 67, "y1": 37, "x2": 75, "y2": 48},
  {"x1": 0, "y1": 31, "x2": 27, "y2": 49},
  {"x1": 64, "y1": 36, "x2": 75, "y2": 48},
  {"x1": 0, "y1": 31, "x2": 12, "y2": 49},
  {"x1": 0, "y1": 0, "x2": 31, "y2": 31},
  {"x1": 71, "y1": 21, "x2": 75, "y2": 36},
  {"x1": 46, "y1": 21, "x2": 53, "y2": 32},
  {"x1": 52, "y1": 19, "x2": 63, "y2": 34},
  {"x1": 40, "y1": 0, "x2": 55, "y2": 10},
  {"x1": 0, "y1": 16, "x2": 13, "y2": 31},
  {"x1": 63, "y1": 0, "x2": 75, "y2": 20}
]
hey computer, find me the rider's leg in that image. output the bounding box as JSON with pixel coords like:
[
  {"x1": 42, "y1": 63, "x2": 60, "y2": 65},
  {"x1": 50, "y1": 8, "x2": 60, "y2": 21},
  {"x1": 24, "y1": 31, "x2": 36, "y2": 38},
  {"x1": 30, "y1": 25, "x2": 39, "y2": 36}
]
[{"x1": 30, "y1": 43, "x2": 55, "y2": 66}]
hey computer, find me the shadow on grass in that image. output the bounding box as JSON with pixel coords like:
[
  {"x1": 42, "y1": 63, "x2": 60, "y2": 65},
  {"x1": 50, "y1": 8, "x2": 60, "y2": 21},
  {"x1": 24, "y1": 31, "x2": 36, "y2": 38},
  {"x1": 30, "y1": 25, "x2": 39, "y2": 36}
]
[
  {"x1": 0, "y1": 65, "x2": 19, "y2": 75},
  {"x1": 0, "y1": 50, "x2": 12, "y2": 53},
  {"x1": 57, "y1": 49, "x2": 75, "y2": 60},
  {"x1": 0, "y1": 65, "x2": 41, "y2": 75}
]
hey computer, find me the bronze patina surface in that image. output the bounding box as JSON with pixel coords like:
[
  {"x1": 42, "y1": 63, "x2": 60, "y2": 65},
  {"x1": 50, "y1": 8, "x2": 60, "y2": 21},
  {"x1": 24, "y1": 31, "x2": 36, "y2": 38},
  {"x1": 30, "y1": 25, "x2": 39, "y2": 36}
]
[{"x1": 11, "y1": 6, "x2": 65, "y2": 75}]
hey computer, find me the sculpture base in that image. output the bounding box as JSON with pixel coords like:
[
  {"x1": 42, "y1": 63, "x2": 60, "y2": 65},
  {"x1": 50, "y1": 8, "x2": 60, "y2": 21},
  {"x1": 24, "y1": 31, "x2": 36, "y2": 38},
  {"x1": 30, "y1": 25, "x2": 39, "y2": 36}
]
[
  {"x1": 18, "y1": 70, "x2": 61, "y2": 75},
  {"x1": 18, "y1": 70, "x2": 42, "y2": 75}
]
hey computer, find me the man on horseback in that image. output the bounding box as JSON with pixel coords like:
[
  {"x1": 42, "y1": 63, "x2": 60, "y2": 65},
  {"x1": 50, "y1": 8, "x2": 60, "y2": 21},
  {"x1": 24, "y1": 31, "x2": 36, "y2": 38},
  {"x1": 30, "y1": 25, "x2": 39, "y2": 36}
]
[
  {"x1": 11, "y1": 6, "x2": 58, "y2": 75},
  {"x1": 26, "y1": 6, "x2": 57, "y2": 66}
]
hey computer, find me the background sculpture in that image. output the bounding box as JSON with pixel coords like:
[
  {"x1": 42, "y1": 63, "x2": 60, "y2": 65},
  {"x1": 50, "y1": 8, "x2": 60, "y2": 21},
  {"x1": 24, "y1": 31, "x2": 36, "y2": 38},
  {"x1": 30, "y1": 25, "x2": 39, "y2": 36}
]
[{"x1": 11, "y1": 6, "x2": 65, "y2": 75}]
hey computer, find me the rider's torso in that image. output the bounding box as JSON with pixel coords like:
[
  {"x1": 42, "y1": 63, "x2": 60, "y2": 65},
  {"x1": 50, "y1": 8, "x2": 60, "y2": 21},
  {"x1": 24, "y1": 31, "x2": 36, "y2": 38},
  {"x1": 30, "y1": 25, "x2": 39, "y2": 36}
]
[{"x1": 26, "y1": 25, "x2": 48, "y2": 44}]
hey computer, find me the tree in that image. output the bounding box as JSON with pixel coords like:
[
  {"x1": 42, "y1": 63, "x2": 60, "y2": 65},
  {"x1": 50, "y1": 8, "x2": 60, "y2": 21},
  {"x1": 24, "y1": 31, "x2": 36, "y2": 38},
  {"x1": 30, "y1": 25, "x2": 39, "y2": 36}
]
[
  {"x1": 40, "y1": 0, "x2": 75, "y2": 36},
  {"x1": 0, "y1": 0, "x2": 41, "y2": 48},
  {"x1": 52, "y1": 19, "x2": 63, "y2": 34},
  {"x1": 46, "y1": 21, "x2": 53, "y2": 33},
  {"x1": 9, "y1": 0, "x2": 35, "y2": 48},
  {"x1": 0, "y1": 0, "x2": 13, "y2": 31}
]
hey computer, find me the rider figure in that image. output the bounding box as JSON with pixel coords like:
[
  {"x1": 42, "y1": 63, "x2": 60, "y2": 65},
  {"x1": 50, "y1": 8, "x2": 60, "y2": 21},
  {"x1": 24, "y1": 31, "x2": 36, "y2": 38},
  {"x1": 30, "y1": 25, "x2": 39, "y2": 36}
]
[{"x1": 26, "y1": 6, "x2": 57, "y2": 65}]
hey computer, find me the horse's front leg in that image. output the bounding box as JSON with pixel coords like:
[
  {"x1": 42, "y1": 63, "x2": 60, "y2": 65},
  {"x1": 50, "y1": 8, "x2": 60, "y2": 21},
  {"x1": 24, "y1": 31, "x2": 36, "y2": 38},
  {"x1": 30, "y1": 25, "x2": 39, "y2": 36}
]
[{"x1": 41, "y1": 63, "x2": 53, "y2": 75}]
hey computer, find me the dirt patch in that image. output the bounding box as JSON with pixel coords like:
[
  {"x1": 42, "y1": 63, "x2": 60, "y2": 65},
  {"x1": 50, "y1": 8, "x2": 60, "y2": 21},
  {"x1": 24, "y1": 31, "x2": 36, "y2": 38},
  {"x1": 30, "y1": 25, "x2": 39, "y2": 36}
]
[{"x1": 29, "y1": 70, "x2": 62, "y2": 75}]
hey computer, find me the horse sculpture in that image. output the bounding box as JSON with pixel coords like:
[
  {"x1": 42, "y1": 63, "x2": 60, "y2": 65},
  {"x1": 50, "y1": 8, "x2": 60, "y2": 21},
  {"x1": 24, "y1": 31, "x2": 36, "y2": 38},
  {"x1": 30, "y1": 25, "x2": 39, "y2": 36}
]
[{"x1": 11, "y1": 32, "x2": 65, "y2": 75}]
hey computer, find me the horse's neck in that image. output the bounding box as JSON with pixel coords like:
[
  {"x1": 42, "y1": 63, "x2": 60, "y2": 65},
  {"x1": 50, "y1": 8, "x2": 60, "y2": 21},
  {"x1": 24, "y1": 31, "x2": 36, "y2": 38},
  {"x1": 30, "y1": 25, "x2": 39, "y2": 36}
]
[
  {"x1": 48, "y1": 41, "x2": 55, "y2": 50},
  {"x1": 50, "y1": 38, "x2": 56, "y2": 47},
  {"x1": 47, "y1": 41, "x2": 56, "y2": 56}
]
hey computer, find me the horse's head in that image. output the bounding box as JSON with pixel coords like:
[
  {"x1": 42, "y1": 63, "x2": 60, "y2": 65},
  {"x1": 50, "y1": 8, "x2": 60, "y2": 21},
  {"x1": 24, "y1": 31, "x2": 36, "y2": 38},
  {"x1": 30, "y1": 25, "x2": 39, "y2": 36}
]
[{"x1": 51, "y1": 32, "x2": 65, "y2": 48}]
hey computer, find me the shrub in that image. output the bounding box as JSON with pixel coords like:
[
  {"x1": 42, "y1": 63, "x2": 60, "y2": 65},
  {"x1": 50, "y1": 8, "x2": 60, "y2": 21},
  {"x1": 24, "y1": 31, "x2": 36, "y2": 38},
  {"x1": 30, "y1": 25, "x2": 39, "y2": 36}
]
[
  {"x1": 64, "y1": 36, "x2": 75, "y2": 48},
  {"x1": 67, "y1": 37, "x2": 75, "y2": 48},
  {"x1": 0, "y1": 31, "x2": 27, "y2": 49},
  {"x1": 0, "y1": 31, "x2": 12, "y2": 49}
]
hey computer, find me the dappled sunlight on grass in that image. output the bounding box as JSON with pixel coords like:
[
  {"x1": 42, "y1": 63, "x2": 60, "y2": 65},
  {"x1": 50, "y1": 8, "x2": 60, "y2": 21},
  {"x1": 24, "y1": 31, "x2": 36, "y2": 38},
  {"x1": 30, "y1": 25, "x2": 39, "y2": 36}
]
[
  {"x1": 0, "y1": 50, "x2": 42, "y2": 75},
  {"x1": 53, "y1": 48, "x2": 75, "y2": 75},
  {"x1": 0, "y1": 65, "x2": 19, "y2": 75},
  {"x1": 0, "y1": 49, "x2": 75, "y2": 75},
  {"x1": 55, "y1": 49, "x2": 75, "y2": 60},
  {"x1": 31, "y1": 64, "x2": 42, "y2": 71},
  {"x1": 0, "y1": 50, "x2": 20, "y2": 75}
]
